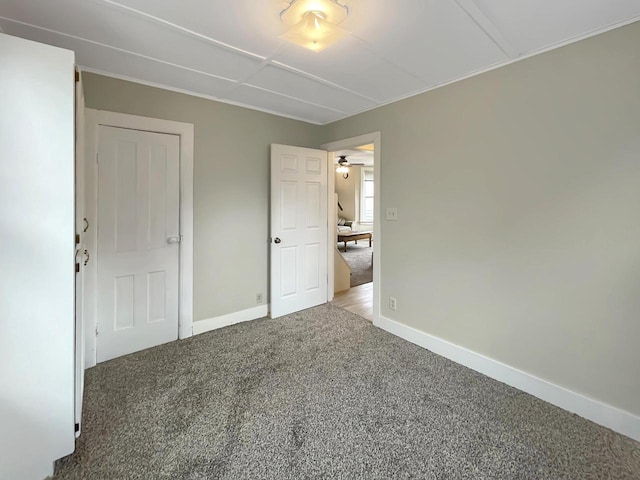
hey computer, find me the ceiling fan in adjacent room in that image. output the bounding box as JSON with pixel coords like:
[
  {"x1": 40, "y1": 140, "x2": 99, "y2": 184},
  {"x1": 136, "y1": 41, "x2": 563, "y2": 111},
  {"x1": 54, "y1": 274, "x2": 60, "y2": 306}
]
[{"x1": 336, "y1": 155, "x2": 365, "y2": 179}]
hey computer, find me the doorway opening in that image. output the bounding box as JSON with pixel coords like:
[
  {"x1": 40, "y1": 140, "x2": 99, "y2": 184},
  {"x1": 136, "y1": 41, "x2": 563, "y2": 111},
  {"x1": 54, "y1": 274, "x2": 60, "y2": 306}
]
[
  {"x1": 333, "y1": 144, "x2": 374, "y2": 320},
  {"x1": 322, "y1": 133, "x2": 381, "y2": 324}
]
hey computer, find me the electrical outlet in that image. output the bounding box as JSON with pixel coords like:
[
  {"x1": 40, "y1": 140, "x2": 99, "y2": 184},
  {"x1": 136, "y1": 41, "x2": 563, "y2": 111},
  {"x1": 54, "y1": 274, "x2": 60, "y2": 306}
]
[
  {"x1": 386, "y1": 207, "x2": 398, "y2": 221},
  {"x1": 256, "y1": 293, "x2": 263, "y2": 304},
  {"x1": 389, "y1": 296, "x2": 397, "y2": 311}
]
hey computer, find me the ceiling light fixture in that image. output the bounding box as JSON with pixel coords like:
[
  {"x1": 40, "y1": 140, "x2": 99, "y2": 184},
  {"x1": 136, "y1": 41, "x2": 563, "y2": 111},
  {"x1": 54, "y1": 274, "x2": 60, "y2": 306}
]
[
  {"x1": 336, "y1": 164, "x2": 349, "y2": 179},
  {"x1": 336, "y1": 155, "x2": 364, "y2": 179},
  {"x1": 280, "y1": 0, "x2": 349, "y2": 52}
]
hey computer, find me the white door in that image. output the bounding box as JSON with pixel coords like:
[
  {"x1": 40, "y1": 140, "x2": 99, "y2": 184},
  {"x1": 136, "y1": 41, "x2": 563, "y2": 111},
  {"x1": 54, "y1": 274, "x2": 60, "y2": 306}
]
[
  {"x1": 0, "y1": 33, "x2": 76, "y2": 479},
  {"x1": 97, "y1": 126, "x2": 180, "y2": 362},
  {"x1": 270, "y1": 144, "x2": 328, "y2": 318},
  {"x1": 74, "y1": 72, "x2": 86, "y2": 436}
]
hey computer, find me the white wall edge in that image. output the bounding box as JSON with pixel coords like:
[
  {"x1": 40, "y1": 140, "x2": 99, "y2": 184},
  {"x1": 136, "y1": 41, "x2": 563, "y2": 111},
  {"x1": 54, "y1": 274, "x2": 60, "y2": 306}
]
[
  {"x1": 374, "y1": 315, "x2": 640, "y2": 442},
  {"x1": 193, "y1": 305, "x2": 269, "y2": 336},
  {"x1": 28, "y1": 461, "x2": 53, "y2": 480}
]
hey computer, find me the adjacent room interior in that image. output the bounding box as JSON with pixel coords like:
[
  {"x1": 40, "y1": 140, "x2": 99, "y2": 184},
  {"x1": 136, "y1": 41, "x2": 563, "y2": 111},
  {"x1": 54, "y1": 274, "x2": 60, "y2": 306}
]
[
  {"x1": 1, "y1": 1, "x2": 640, "y2": 478},
  {"x1": 333, "y1": 143, "x2": 375, "y2": 320}
]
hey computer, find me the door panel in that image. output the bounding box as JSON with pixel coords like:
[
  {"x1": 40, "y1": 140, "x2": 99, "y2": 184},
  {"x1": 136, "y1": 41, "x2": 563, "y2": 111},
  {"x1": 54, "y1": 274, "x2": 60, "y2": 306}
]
[
  {"x1": 97, "y1": 126, "x2": 180, "y2": 362},
  {"x1": 270, "y1": 144, "x2": 328, "y2": 318},
  {"x1": 280, "y1": 246, "x2": 298, "y2": 297},
  {"x1": 305, "y1": 243, "x2": 321, "y2": 290},
  {"x1": 114, "y1": 275, "x2": 135, "y2": 330},
  {"x1": 281, "y1": 182, "x2": 298, "y2": 230},
  {"x1": 306, "y1": 182, "x2": 321, "y2": 227}
]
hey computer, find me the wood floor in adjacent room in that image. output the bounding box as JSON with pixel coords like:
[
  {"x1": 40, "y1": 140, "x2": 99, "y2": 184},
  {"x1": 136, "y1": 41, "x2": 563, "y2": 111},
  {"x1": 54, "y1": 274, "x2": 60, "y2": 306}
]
[{"x1": 332, "y1": 282, "x2": 373, "y2": 321}]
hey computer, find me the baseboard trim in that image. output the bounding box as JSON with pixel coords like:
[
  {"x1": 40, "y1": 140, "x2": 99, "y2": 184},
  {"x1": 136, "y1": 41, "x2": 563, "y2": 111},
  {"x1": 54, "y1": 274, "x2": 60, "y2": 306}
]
[
  {"x1": 193, "y1": 305, "x2": 269, "y2": 336},
  {"x1": 374, "y1": 315, "x2": 640, "y2": 442}
]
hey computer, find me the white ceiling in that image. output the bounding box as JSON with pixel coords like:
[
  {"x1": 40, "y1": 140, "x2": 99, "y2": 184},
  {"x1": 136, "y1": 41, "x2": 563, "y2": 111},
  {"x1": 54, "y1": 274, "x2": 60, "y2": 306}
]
[
  {"x1": 334, "y1": 149, "x2": 373, "y2": 166},
  {"x1": 1, "y1": 0, "x2": 638, "y2": 125}
]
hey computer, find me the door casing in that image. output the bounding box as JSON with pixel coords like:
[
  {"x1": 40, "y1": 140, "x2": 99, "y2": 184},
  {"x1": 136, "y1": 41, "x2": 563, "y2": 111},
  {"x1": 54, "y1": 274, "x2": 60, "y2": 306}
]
[{"x1": 83, "y1": 109, "x2": 194, "y2": 368}]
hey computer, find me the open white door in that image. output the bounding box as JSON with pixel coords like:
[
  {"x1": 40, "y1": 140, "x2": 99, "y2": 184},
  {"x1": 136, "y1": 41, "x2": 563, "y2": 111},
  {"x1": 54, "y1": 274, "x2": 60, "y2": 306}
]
[
  {"x1": 270, "y1": 144, "x2": 328, "y2": 318},
  {"x1": 96, "y1": 126, "x2": 180, "y2": 362},
  {"x1": 74, "y1": 70, "x2": 86, "y2": 437}
]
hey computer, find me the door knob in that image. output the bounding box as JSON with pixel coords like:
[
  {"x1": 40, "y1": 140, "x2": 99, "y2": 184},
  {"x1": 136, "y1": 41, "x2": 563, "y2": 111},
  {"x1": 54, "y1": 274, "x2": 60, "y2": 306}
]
[
  {"x1": 274, "y1": 237, "x2": 281, "y2": 244},
  {"x1": 167, "y1": 236, "x2": 181, "y2": 244}
]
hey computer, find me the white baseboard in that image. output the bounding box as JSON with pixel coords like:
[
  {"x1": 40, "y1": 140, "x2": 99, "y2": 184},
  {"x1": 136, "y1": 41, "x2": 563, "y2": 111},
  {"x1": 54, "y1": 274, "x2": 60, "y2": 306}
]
[
  {"x1": 192, "y1": 305, "x2": 269, "y2": 336},
  {"x1": 374, "y1": 315, "x2": 640, "y2": 442}
]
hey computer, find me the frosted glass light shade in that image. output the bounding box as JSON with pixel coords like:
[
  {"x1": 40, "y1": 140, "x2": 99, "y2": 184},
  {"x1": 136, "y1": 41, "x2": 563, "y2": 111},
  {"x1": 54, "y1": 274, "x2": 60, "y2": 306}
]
[
  {"x1": 280, "y1": 10, "x2": 348, "y2": 52},
  {"x1": 336, "y1": 165, "x2": 349, "y2": 174},
  {"x1": 281, "y1": 0, "x2": 349, "y2": 27}
]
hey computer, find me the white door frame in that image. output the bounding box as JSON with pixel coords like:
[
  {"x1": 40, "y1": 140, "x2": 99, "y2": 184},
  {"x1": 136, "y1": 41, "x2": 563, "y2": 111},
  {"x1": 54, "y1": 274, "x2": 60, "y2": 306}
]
[
  {"x1": 321, "y1": 132, "x2": 381, "y2": 324},
  {"x1": 83, "y1": 109, "x2": 194, "y2": 368}
]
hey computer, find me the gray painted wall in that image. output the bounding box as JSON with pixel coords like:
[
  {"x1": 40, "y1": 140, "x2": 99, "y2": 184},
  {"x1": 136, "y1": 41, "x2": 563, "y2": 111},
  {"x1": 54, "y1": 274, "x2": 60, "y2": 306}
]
[
  {"x1": 83, "y1": 73, "x2": 323, "y2": 321},
  {"x1": 321, "y1": 21, "x2": 640, "y2": 416},
  {"x1": 83, "y1": 20, "x2": 640, "y2": 417}
]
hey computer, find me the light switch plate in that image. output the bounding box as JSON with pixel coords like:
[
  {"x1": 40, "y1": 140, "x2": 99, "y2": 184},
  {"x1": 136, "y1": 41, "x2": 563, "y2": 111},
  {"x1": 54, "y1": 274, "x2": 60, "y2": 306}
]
[{"x1": 386, "y1": 207, "x2": 398, "y2": 221}]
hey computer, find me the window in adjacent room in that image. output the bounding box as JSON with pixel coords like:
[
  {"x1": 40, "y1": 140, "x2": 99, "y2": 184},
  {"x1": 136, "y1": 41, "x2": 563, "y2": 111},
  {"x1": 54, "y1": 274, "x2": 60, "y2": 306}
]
[{"x1": 360, "y1": 167, "x2": 374, "y2": 224}]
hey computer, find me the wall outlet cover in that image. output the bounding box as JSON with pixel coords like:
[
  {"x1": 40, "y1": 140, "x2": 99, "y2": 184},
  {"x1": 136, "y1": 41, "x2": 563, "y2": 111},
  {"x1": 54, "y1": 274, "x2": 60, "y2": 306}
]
[{"x1": 389, "y1": 296, "x2": 397, "y2": 310}]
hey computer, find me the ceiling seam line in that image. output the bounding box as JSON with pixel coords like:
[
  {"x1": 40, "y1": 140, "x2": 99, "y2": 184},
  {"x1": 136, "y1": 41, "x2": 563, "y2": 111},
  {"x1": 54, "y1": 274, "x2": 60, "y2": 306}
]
[
  {"x1": 269, "y1": 60, "x2": 380, "y2": 103},
  {"x1": 236, "y1": 83, "x2": 349, "y2": 114},
  {"x1": 78, "y1": 66, "x2": 326, "y2": 125},
  {"x1": 0, "y1": 17, "x2": 238, "y2": 84},
  {"x1": 95, "y1": 0, "x2": 379, "y2": 104},
  {"x1": 226, "y1": 44, "x2": 361, "y2": 113},
  {"x1": 2, "y1": 16, "x2": 347, "y2": 120},
  {"x1": 453, "y1": 0, "x2": 518, "y2": 59},
  {"x1": 78, "y1": 7, "x2": 640, "y2": 128},
  {"x1": 347, "y1": 34, "x2": 429, "y2": 85},
  {"x1": 224, "y1": 44, "x2": 288, "y2": 97},
  {"x1": 319, "y1": 13, "x2": 640, "y2": 126},
  {"x1": 96, "y1": 0, "x2": 267, "y2": 62}
]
